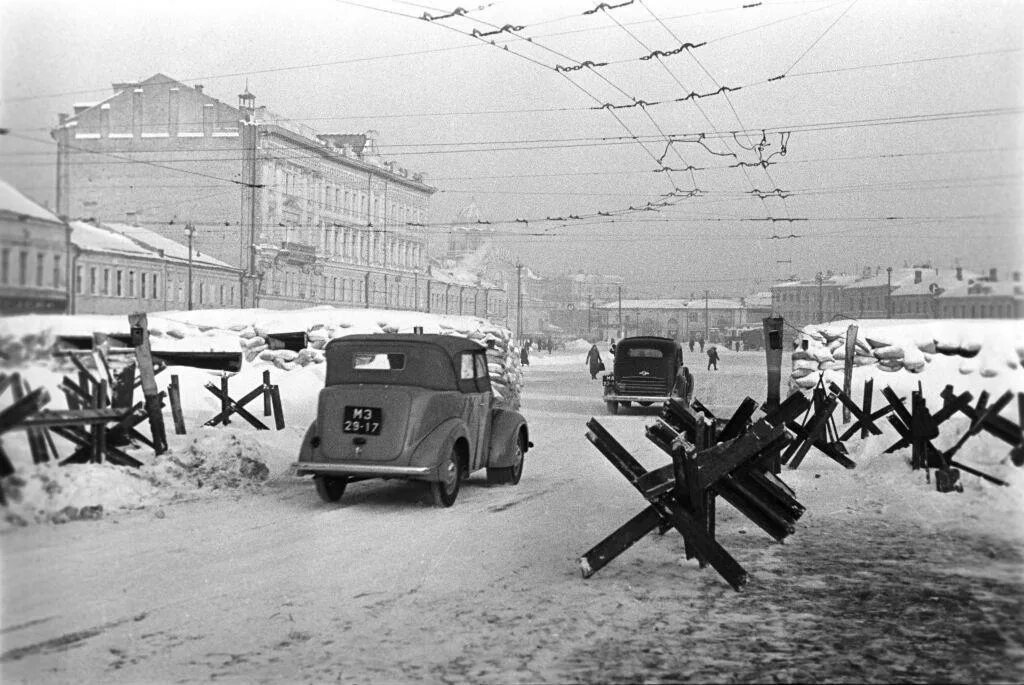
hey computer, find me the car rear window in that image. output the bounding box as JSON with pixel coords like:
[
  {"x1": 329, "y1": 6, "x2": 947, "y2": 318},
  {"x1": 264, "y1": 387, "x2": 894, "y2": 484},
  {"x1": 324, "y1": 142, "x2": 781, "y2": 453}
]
[
  {"x1": 353, "y1": 353, "x2": 405, "y2": 370},
  {"x1": 627, "y1": 348, "x2": 664, "y2": 358}
]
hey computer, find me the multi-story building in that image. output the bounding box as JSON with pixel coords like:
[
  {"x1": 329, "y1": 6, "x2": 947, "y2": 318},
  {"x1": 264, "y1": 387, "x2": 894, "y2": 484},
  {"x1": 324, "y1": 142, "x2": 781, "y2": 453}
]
[
  {"x1": 594, "y1": 297, "x2": 749, "y2": 344},
  {"x1": 0, "y1": 178, "x2": 70, "y2": 314},
  {"x1": 936, "y1": 271, "x2": 1024, "y2": 319},
  {"x1": 51, "y1": 73, "x2": 502, "y2": 315},
  {"x1": 770, "y1": 273, "x2": 858, "y2": 328},
  {"x1": 69, "y1": 219, "x2": 241, "y2": 314}
]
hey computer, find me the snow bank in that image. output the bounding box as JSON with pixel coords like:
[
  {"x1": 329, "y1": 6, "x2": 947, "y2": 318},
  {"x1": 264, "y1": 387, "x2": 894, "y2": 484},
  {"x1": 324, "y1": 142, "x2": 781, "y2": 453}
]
[{"x1": 1, "y1": 430, "x2": 271, "y2": 529}]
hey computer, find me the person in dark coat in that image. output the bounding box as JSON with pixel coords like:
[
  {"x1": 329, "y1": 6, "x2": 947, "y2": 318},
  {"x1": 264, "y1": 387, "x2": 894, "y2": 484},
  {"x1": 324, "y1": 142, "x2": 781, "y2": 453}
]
[
  {"x1": 688, "y1": 338, "x2": 695, "y2": 353},
  {"x1": 520, "y1": 340, "x2": 530, "y2": 366},
  {"x1": 586, "y1": 344, "x2": 603, "y2": 380},
  {"x1": 698, "y1": 337, "x2": 705, "y2": 353},
  {"x1": 706, "y1": 345, "x2": 719, "y2": 370},
  {"x1": 609, "y1": 338, "x2": 617, "y2": 356},
  {"x1": 672, "y1": 365, "x2": 694, "y2": 404}
]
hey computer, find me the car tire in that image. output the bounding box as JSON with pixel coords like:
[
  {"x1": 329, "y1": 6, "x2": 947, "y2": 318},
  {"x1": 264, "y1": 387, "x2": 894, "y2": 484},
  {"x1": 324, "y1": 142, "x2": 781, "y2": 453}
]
[
  {"x1": 430, "y1": 446, "x2": 462, "y2": 507},
  {"x1": 605, "y1": 400, "x2": 618, "y2": 414},
  {"x1": 314, "y1": 475, "x2": 347, "y2": 503},
  {"x1": 487, "y1": 437, "x2": 524, "y2": 486}
]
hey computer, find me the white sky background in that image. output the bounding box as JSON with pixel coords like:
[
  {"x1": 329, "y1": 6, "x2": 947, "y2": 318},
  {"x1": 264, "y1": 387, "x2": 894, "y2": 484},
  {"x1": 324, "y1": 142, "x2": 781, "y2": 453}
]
[{"x1": 1, "y1": 0, "x2": 1022, "y2": 297}]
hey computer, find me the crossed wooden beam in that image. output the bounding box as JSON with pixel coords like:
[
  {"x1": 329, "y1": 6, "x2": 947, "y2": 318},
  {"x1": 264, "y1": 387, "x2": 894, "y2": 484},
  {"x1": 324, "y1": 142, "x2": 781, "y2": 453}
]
[
  {"x1": 882, "y1": 384, "x2": 1010, "y2": 490},
  {"x1": 579, "y1": 392, "x2": 810, "y2": 590},
  {"x1": 204, "y1": 370, "x2": 284, "y2": 431}
]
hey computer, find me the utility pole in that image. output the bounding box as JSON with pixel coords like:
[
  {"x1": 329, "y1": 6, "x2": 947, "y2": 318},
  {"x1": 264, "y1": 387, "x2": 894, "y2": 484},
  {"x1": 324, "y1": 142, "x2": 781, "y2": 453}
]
[
  {"x1": 516, "y1": 261, "x2": 523, "y2": 341},
  {"x1": 587, "y1": 294, "x2": 593, "y2": 339},
  {"x1": 185, "y1": 223, "x2": 195, "y2": 311},
  {"x1": 617, "y1": 284, "x2": 622, "y2": 338},
  {"x1": 816, "y1": 272, "x2": 824, "y2": 322},
  {"x1": 886, "y1": 266, "x2": 893, "y2": 318},
  {"x1": 704, "y1": 289, "x2": 710, "y2": 341}
]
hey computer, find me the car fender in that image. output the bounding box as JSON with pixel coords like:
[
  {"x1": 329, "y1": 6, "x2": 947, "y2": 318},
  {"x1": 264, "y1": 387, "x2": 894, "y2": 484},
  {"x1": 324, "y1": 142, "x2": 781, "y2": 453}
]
[
  {"x1": 298, "y1": 419, "x2": 319, "y2": 462},
  {"x1": 487, "y1": 408, "x2": 529, "y2": 467},
  {"x1": 408, "y1": 417, "x2": 469, "y2": 477}
]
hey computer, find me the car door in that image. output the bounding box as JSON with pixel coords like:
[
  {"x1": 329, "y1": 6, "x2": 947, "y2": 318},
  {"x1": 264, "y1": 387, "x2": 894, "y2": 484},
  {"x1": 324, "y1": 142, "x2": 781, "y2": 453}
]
[
  {"x1": 472, "y1": 351, "x2": 493, "y2": 467},
  {"x1": 458, "y1": 351, "x2": 489, "y2": 470}
]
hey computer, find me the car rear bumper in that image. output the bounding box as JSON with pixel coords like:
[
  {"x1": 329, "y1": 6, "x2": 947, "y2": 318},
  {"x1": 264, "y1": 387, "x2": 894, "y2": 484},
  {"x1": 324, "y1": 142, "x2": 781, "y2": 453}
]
[{"x1": 293, "y1": 461, "x2": 433, "y2": 478}]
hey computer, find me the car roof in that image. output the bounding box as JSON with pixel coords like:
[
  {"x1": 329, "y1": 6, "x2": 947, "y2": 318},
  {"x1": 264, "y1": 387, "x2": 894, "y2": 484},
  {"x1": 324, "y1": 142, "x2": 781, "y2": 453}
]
[
  {"x1": 325, "y1": 333, "x2": 486, "y2": 357},
  {"x1": 618, "y1": 336, "x2": 679, "y2": 346}
]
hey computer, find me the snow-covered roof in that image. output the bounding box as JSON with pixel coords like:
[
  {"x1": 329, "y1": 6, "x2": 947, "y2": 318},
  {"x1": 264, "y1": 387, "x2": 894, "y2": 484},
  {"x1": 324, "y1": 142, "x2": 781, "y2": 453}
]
[
  {"x1": 772, "y1": 274, "x2": 858, "y2": 288},
  {"x1": 0, "y1": 178, "x2": 63, "y2": 224},
  {"x1": 70, "y1": 220, "x2": 237, "y2": 270},
  {"x1": 101, "y1": 222, "x2": 236, "y2": 269},
  {"x1": 937, "y1": 280, "x2": 1024, "y2": 299},
  {"x1": 70, "y1": 221, "x2": 153, "y2": 257},
  {"x1": 892, "y1": 269, "x2": 981, "y2": 296}
]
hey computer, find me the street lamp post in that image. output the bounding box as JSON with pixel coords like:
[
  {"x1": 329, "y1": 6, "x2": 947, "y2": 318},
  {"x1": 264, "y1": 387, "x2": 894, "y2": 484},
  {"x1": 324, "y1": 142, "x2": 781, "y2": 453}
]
[{"x1": 185, "y1": 223, "x2": 195, "y2": 311}]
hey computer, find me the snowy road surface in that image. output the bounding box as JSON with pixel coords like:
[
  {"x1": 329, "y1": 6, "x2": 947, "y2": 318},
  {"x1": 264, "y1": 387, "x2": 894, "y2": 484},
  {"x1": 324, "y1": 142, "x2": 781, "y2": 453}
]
[{"x1": 2, "y1": 351, "x2": 1023, "y2": 683}]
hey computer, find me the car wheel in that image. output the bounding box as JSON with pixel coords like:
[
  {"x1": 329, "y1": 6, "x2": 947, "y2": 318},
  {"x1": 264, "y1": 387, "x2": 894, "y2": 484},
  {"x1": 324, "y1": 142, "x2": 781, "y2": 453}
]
[
  {"x1": 487, "y1": 437, "x2": 525, "y2": 486},
  {"x1": 605, "y1": 400, "x2": 618, "y2": 415},
  {"x1": 430, "y1": 446, "x2": 462, "y2": 507},
  {"x1": 314, "y1": 475, "x2": 347, "y2": 503}
]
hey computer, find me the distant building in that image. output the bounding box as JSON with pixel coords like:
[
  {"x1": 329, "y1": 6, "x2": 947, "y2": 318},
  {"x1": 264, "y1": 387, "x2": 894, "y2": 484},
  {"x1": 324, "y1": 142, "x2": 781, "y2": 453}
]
[
  {"x1": 595, "y1": 297, "x2": 748, "y2": 344},
  {"x1": 770, "y1": 273, "x2": 858, "y2": 328},
  {"x1": 69, "y1": 220, "x2": 241, "y2": 314},
  {"x1": 51, "y1": 74, "x2": 503, "y2": 315},
  {"x1": 889, "y1": 266, "x2": 979, "y2": 318},
  {"x1": 936, "y1": 271, "x2": 1024, "y2": 319},
  {"x1": 0, "y1": 178, "x2": 70, "y2": 314}
]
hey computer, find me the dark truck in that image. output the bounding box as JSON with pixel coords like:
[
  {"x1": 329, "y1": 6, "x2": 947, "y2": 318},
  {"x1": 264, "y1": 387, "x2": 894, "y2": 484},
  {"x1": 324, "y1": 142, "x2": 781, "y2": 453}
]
[{"x1": 602, "y1": 336, "x2": 684, "y2": 414}]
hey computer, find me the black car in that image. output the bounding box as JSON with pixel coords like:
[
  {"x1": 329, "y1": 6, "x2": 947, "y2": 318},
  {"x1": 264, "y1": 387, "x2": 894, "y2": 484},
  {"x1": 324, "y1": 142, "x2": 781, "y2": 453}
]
[{"x1": 601, "y1": 336, "x2": 683, "y2": 414}]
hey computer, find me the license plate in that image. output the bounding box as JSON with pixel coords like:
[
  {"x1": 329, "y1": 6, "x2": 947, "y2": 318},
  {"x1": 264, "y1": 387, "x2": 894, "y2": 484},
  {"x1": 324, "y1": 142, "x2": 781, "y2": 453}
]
[{"x1": 343, "y1": 406, "x2": 382, "y2": 435}]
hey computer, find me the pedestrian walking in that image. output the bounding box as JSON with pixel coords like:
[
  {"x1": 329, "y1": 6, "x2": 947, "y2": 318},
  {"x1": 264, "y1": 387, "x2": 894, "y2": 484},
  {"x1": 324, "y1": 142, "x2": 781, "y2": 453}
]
[
  {"x1": 586, "y1": 344, "x2": 604, "y2": 380},
  {"x1": 688, "y1": 338, "x2": 695, "y2": 353},
  {"x1": 520, "y1": 340, "x2": 530, "y2": 366},
  {"x1": 609, "y1": 338, "x2": 617, "y2": 356},
  {"x1": 698, "y1": 337, "x2": 705, "y2": 353},
  {"x1": 707, "y1": 344, "x2": 719, "y2": 371}
]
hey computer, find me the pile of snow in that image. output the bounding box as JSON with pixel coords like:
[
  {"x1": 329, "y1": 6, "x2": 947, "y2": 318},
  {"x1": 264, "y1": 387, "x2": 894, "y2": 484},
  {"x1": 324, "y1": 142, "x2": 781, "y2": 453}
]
[
  {"x1": 790, "y1": 319, "x2": 1024, "y2": 391},
  {"x1": 2, "y1": 430, "x2": 271, "y2": 529}
]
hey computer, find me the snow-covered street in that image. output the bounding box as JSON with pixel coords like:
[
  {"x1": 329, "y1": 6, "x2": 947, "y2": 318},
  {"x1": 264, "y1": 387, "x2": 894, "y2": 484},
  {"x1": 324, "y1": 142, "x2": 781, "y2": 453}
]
[{"x1": 2, "y1": 347, "x2": 1023, "y2": 683}]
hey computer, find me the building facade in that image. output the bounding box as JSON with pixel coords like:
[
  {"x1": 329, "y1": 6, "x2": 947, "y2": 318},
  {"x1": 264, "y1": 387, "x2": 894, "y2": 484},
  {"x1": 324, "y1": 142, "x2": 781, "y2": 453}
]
[
  {"x1": 69, "y1": 220, "x2": 241, "y2": 315},
  {"x1": 52, "y1": 74, "x2": 505, "y2": 317},
  {"x1": 0, "y1": 179, "x2": 70, "y2": 315},
  {"x1": 937, "y1": 276, "x2": 1024, "y2": 319},
  {"x1": 595, "y1": 297, "x2": 749, "y2": 344}
]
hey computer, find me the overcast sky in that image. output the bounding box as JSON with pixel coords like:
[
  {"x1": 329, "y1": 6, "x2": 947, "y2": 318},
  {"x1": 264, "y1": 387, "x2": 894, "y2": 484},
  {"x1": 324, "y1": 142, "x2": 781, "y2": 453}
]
[{"x1": 1, "y1": 0, "x2": 1021, "y2": 297}]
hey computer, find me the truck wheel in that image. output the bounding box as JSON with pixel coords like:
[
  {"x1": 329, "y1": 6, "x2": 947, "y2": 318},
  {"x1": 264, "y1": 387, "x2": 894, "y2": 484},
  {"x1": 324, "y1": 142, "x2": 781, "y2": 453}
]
[
  {"x1": 605, "y1": 400, "x2": 619, "y2": 414},
  {"x1": 487, "y1": 437, "x2": 525, "y2": 486},
  {"x1": 430, "y1": 446, "x2": 462, "y2": 507},
  {"x1": 314, "y1": 475, "x2": 347, "y2": 503}
]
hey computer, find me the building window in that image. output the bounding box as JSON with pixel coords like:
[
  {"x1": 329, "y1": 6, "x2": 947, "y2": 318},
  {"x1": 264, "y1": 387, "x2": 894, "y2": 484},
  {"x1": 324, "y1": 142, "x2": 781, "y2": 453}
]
[
  {"x1": 35, "y1": 253, "x2": 45, "y2": 287},
  {"x1": 140, "y1": 270, "x2": 147, "y2": 298},
  {"x1": 0, "y1": 247, "x2": 8, "y2": 284},
  {"x1": 116, "y1": 269, "x2": 124, "y2": 297},
  {"x1": 128, "y1": 270, "x2": 135, "y2": 297},
  {"x1": 90, "y1": 267, "x2": 98, "y2": 295},
  {"x1": 75, "y1": 265, "x2": 83, "y2": 294},
  {"x1": 102, "y1": 268, "x2": 110, "y2": 295},
  {"x1": 220, "y1": 284, "x2": 225, "y2": 305},
  {"x1": 230, "y1": 286, "x2": 235, "y2": 304},
  {"x1": 53, "y1": 255, "x2": 62, "y2": 288},
  {"x1": 18, "y1": 250, "x2": 28, "y2": 286}
]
